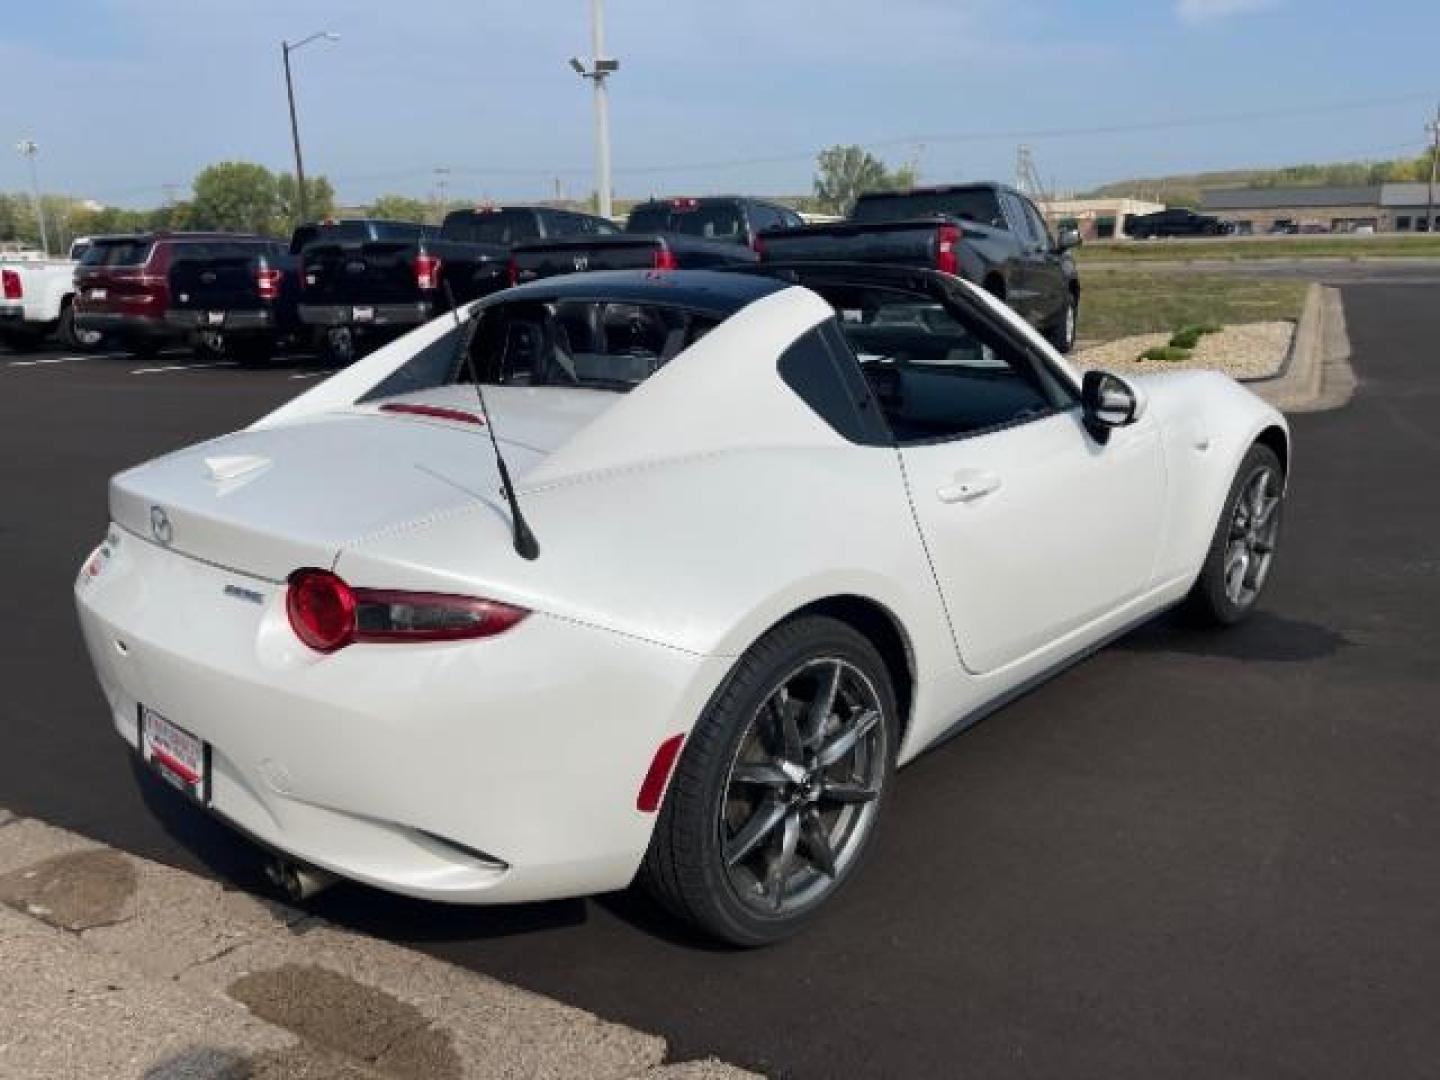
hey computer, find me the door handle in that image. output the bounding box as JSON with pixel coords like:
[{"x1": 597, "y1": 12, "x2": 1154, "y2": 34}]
[{"x1": 937, "y1": 471, "x2": 1002, "y2": 504}]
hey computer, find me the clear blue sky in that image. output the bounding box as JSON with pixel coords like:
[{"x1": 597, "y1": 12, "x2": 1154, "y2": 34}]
[{"x1": 4, "y1": 0, "x2": 1436, "y2": 208}]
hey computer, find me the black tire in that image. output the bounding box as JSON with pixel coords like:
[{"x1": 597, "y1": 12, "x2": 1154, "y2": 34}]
[
  {"x1": 1185, "y1": 443, "x2": 1285, "y2": 625},
  {"x1": 640, "y1": 615, "x2": 898, "y2": 948},
  {"x1": 56, "y1": 300, "x2": 103, "y2": 351},
  {"x1": 324, "y1": 326, "x2": 356, "y2": 367},
  {"x1": 192, "y1": 333, "x2": 226, "y2": 365},
  {"x1": 1045, "y1": 293, "x2": 1078, "y2": 353}
]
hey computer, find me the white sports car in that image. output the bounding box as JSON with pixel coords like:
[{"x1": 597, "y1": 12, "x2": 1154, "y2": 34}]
[{"x1": 75, "y1": 264, "x2": 1288, "y2": 946}]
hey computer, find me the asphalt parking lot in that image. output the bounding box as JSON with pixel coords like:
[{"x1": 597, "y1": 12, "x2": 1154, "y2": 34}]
[{"x1": 3, "y1": 281, "x2": 1438, "y2": 1078}]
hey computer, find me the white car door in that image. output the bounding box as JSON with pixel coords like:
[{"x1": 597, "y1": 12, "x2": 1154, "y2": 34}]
[{"x1": 835, "y1": 286, "x2": 1166, "y2": 676}]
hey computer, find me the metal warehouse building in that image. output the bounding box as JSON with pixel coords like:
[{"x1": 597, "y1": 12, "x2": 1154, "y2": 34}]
[{"x1": 1200, "y1": 183, "x2": 1437, "y2": 233}]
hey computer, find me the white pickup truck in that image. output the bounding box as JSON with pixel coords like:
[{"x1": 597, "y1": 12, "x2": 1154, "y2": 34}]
[{"x1": 0, "y1": 240, "x2": 101, "y2": 350}]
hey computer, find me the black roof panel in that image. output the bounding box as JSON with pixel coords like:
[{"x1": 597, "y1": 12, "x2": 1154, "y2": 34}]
[{"x1": 490, "y1": 269, "x2": 791, "y2": 316}]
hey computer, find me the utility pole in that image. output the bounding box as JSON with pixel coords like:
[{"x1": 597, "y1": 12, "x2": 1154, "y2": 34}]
[
  {"x1": 568, "y1": 0, "x2": 620, "y2": 219},
  {"x1": 433, "y1": 167, "x2": 451, "y2": 221},
  {"x1": 15, "y1": 140, "x2": 49, "y2": 255},
  {"x1": 281, "y1": 30, "x2": 339, "y2": 225},
  {"x1": 1426, "y1": 101, "x2": 1439, "y2": 234}
]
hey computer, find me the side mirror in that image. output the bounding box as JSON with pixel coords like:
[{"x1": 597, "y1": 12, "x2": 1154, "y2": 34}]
[
  {"x1": 1081, "y1": 370, "x2": 1140, "y2": 443},
  {"x1": 1056, "y1": 226, "x2": 1082, "y2": 251}
]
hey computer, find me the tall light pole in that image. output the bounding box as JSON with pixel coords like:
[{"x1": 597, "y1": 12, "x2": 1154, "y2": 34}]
[
  {"x1": 15, "y1": 140, "x2": 49, "y2": 255},
  {"x1": 1426, "y1": 101, "x2": 1439, "y2": 234},
  {"x1": 568, "y1": 0, "x2": 619, "y2": 219},
  {"x1": 281, "y1": 30, "x2": 339, "y2": 225}
]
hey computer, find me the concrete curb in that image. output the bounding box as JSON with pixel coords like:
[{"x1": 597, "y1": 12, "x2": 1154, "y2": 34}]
[
  {"x1": 0, "y1": 812, "x2": 760, "y2": 1080},
  {"x1": 1247, "y1": 283, "x2": 1356, "y2": 414}
]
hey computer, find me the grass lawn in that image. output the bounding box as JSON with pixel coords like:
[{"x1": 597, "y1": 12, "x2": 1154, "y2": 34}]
[
  {"x1": 1077, "y1": 233, "x2": 1440, "y2": 263},
  {"x1": 1078, "y1": 268, "x2": 1309, "y2": 342}
]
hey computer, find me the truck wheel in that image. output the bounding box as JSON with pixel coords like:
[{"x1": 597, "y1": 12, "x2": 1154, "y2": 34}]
[
  {"x1": 324, "y1": 327, "x2": 356, "y2": 367},
  {"x1": 1045, "y1": 295, "x2": 1078, "y2": 354},
  {"x1": 57, "y1": 301, "x2": 103, "y2": 351}
]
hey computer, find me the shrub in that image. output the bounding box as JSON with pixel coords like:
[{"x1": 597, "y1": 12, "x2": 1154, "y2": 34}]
[
  {"x1": 1169, "y1": 323, "x2": 1223, "y2": 350},
  {"x1": 1140, "y1": 345, "x2": 1192, "y2": 363}
]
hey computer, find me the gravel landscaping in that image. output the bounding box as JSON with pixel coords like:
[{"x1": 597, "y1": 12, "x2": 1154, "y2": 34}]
[{"x1": 1072, "y1": 320, "x2": 1294, "y2": 381}]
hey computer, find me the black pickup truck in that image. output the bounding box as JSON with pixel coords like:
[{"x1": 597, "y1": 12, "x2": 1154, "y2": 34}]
[
  {"x1": 166, "y1": 236, "x2": 302, "y2": 366},
  {"x1": 509, "y1": 196, "x2": 800, "y2": 283},
  {"x1": 299, "y1": 207, "x2": 616, "y2": 364},
  {"x1": 757, "y1": 183, "x2": 1081, "y2": 351},
  {"x1": 1124, "y1": 207, "x2": 1233, "y2": 239}
]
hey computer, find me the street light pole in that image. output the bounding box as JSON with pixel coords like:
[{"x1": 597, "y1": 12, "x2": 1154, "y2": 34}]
[
  {"x1": 1426, "y1": 101, "x2": 1439, "y2": 234},
  {"x1": 281, "y1": 30, "x2": 339, "y2": 226},
  {"x1": 15, "y1": 140, "x2": 49, "y2": 255},
  {"x1": 568, "y1": 0, "x2": 619, "y2": 219}
]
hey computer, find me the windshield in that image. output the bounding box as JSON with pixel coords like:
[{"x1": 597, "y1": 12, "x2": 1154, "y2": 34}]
[
  {"x1": 80, "y1": 239, "x2": 154, "y2": 267},
  {"x1": 626, "y1": 203, "x2": 744, "y2": 241},
  {"x1": 851, "y1": 189, "x2": 1006, "y2": 229},
  {"x1": 364, "y1": 298, "x2": 722, "y2": 401}
]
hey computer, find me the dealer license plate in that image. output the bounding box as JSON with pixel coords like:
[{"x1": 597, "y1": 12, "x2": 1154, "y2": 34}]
[
  {"x1": 352, "y1": 305, "x2": 375, "y2": 323},
  {"x1": 139, "y1": 707, "x2": 209, "y2": 803},
  {"x1": 206, "y1": 311, "x2": 225, "y2": 326},
  {"x1": 87, "y1": 288, "x2": 107, "y2": 301}
]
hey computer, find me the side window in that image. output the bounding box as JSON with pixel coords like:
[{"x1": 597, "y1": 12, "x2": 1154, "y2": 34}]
[
  {"x1": 776, "y1": 324, "x2": 887, "y2": 445},
  {"x1": 1023, "y1": 199, "x2": 1052, "y2": 250},
  {"x1": 822, "y1": 286, "x2": 1066, "y2": 444},
  {"x1": 783, "y1": 210, "x2": 806, "y2": 230},
  {"x1": 1001, "y1": 193, "x2": 1035, "y2": 246},
  {"x1": 749, "y1": 203, "x2": 782, "y2": 235}
]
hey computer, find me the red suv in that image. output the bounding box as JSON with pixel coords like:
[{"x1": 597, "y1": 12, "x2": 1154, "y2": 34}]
[{"x1": 73, "y1": 233, "x2": 267, "y2": 356}]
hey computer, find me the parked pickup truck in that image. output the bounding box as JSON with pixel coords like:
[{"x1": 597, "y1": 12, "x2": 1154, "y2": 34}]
[
  {"x1": 509, "y1": 196, "x2": 799, "y2": 283},
  {"x1": 1125, "y1": 207, "x2": 1233, "y2": 239},
  {"x1": 74, "y1": 233, "x2": 274, "y2": 357},
  {"x1": 0, "y1": 250, "x2": 100, "y2": 351},
  {"x1": 299, "y1": 207, "x2": 618, "y2": 364},
  {"x1": 756, "y1": 183, "x2": 1081, "y2": 351},
  {"x1": 165, "y1": 236, "x2": 298, "y2": 366}
]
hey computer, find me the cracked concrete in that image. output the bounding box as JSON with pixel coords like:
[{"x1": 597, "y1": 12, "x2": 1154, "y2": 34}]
[{"x1": 0, "y1": 810, "x2": 759, "y2": 1079}]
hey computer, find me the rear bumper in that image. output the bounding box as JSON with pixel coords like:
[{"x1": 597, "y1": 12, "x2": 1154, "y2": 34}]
[
  {"x1": 166, "y1": 309, "x2": 278, "y2": 334},
  {"x1": 73, "y1": 311, "x2": 175, "y2": 340},
  {"x1": 0, "y1": 305, "x2": 27, "y2": 329},
  {"x1": 298, "y1": 301, "x2": 433, "y2": 330},
  {"x1": 74, "y1": 526, "x2": 725, "y2": 905}
]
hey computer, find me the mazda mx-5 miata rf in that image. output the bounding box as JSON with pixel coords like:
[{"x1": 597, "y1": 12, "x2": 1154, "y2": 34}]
[{"x1": 75, "y1": 264, "x2": 1288, "y2": 946}]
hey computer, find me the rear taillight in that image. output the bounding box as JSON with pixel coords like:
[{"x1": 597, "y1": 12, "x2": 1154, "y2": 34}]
[
  {"x1": 286, "y1": 569, "x2": 356, "y2": 653},
  {"x1": 751, "y1": 234, "x2": 765, "y2": 257},
  {"x1": 506, "y1": 256, "x2": 519, "y2": 287},
  {"x1": 652, "y1": 247, "x2": 678, "y2": 271},
  {"x1": 2, "y1": 270, "x2": 22, "y2": 300},
  {"x1": 255, "y1": 263, "x2": 283, "y2": 301},
  {"x1": 936, "y1": 223, "x2": 961, "y2": 276},
  {"x1": 286, "y1": 568, "x2": 528, "y2": 653},
  {"x1": 415, "y1": 252, "x2": 442, "y2": 291}
]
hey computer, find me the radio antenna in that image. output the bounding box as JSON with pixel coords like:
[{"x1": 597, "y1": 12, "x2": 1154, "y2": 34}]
[{"x1": 443, "y1": 283, "x2": 539, "y2": 560}]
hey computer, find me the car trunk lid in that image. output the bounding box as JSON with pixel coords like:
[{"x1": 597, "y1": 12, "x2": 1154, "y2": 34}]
[{"x1": 108, "y1": 386, "x2": 617, "y2": 581}]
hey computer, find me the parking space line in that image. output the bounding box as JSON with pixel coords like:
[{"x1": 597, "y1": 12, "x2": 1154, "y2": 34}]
[
  {"x1": 7, "y1": 357, "x2": 69, "y2": 367},
  {"x1": 289, "y1": 369, "x2": 338, "y2": 380},
  {"x1": 130, "y1": 361, "x2": 239, "y2": 375}
]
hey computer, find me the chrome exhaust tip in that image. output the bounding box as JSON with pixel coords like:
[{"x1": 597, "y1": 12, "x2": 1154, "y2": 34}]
[{"x1": 264, "y1": 857, "x2": 338, "y2": 902}]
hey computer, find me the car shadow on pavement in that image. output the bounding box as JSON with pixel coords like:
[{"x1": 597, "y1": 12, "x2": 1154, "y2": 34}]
[{"x1": 1118, "y1": 607, "x2": 1350, "y2": 663}]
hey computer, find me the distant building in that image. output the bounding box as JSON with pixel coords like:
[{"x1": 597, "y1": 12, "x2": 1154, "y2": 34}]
[
  {"x1": 1200, "y1": 184, "x2": 1438, "y2": 233},
  {"x1": 1036, "y1": 197, "x2": 1165, "y2": 241}
]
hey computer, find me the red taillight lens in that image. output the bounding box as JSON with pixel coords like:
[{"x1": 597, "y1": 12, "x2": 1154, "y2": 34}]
[
  {"x1": 286, "y1": 568, "x2": 528, "y2": 653},
  {"x1": 506, "y1": 256, "x2": 519, "y2": 287},
  {"x1": 286, "y1": 569, "x2": 356, "y2": 653},
  {"x1": 652, "y1": 247, "x2": 678, "y2": 271},
  {"x1": 255, "y1": 265, "x2": 283, "y2": 301},
  {"x1": 2, "y1": 270, "x2": 21, "y2": 300},
  {"x1": 751, "y1": 234, "x2": 765, "y2": 257},
  {"x1": 936, "y1": 223, "x2": 961, "y2": 276},
  {"x1": 415, "y1": 252, "x2": 442, "y2": 291}
]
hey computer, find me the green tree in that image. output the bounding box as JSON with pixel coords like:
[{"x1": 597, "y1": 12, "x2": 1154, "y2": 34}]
[
  {"x1": 276, "y1": 172, "x2": 337, "y2": 230},
  {"x1": 812, "y1": 145, "x2": 914, "y2": 215},
  {"x1": 188, "y1": 162, "x2": 280, "y2": 234},
  {"x1": 368, "y1": 194, "x2": 430, "y2": 223}
]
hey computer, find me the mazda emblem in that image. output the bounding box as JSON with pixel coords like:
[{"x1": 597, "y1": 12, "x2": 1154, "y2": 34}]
[{"x1": 149, "y1": 506, "x2": 174, "y2": 547}]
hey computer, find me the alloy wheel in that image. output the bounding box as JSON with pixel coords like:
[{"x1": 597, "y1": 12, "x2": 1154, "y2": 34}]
[
  {"x1": 719, "y1": 658, "x2": 888, "y2": 917},
  {"x1": 1224, "y1": 465, "x2": 1281, "y2": 607}
]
